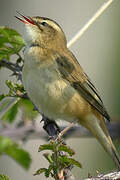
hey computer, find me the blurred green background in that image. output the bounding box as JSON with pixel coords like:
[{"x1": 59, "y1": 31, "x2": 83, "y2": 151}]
[{"x1": 0, "y1": 0, "x2": 120, "y2": 179}]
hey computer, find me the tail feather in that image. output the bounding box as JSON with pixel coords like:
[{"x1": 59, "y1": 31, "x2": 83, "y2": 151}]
[
  {"x1": 111, "y1": 147, "x2": 120, "y2": 170},
  {"x1": 99, "y1": 114, "x2": 120, "y2": 169},
  {"x1": 79, "y1": 114, "x2": 120, "y2": 169}
]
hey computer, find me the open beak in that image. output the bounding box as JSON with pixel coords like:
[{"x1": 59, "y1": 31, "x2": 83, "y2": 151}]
[{"x1": 15, "y1": 11, "x2": 35, "y2": 25}]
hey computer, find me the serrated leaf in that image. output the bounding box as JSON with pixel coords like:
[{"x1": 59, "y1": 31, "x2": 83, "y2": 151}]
[
  {"x1": 38, "y1": 143, "x2": 54, "y2": 152},
  {"x1": 2, "y1": 102, "x2": 18, "y2": 123},
  {"x1": 58, "y1": 145, "x2": 75, "y2": 156},
  {"x1": 34, "y1": 168, "x2": 47, "y2": 176},
  {"x1": 0, "y1": 136, "x2": 31, "y2": 169},
  {"x1": 0, "y1": 174, "x2": 11, "y2": 180}
]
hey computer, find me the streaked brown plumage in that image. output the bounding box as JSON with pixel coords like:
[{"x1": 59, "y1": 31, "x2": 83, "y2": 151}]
[{"x1": 16, "y1": 12, "x2": 120, "y2": 169}]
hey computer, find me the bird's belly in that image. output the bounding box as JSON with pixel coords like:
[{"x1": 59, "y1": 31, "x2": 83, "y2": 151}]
[
  {"x1": 23, "y1": 64, "x2": 74, "y2": 120},
  {"x1": 22, "y1": 63, "x2": 90, "y2": 121}
]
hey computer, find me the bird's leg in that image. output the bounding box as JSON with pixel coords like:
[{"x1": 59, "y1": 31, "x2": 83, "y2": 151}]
[{"x1": 41, "y1": 115, "x2": 60, "y2": 138}]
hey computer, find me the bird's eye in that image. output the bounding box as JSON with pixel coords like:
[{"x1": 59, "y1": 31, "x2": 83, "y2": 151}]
[{"x1": 41, "y1": 21, "x2": 48, "y2": 26}]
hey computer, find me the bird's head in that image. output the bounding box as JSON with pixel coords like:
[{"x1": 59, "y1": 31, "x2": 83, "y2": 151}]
[{"x1": 15, "y1": 12, "x2": 67, "y2": 49}]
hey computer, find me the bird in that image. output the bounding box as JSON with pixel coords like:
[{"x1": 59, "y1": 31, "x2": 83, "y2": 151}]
[{"x1": 15, "y1": 12, "x2": 120, "y2": 169}]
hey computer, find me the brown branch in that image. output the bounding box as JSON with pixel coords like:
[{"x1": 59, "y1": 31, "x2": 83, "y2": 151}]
[
  {"x1": 0, "y1": 59, "x2": 22, "y2": 80},
  {"x1": 0, "y1": 59, "x2": 22, "y2": 72},
  {"x1": 57, "y1": 120, "x2": 78, "y2": 140}
]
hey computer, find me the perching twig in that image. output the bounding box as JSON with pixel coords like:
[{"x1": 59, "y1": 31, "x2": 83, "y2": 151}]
[
  {"x1": 57, "y1": 120, "x2": 78, "y2": 140},
  {"x1": 67, "y1": 0, "x2": 114, "y2": 47}
]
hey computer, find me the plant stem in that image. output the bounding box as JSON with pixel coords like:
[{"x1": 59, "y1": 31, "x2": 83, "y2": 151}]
[
  {"x1": 53, "y1": 143, "x2": 59, "y2": 180},
  {"x1": 67, "y1": 0, "x2": 114, "y2": 47}
]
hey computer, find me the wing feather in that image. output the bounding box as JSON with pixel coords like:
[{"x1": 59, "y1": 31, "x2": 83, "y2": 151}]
[{"x1": 55, "y1": 51, "x2": 110, "y2": 121}]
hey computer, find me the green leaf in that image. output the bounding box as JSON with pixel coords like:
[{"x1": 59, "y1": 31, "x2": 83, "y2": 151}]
[
  {"x1": 0, "y1": 97, "x2": 19, "y2": 120},
  {"x1": 0, "y1": 136, "x2": 31, "y2": 169},
  {"x1": 5, "y1": 80, "x2": 24, "y2": 95},
  {"x1": 43, "y1": 153, "x2": 53, "y2": 164},
  {"x1": 67, "y1": 158, "x2": 82, "y2": 168},
  {"x1": 0, "y1": 174, "x2": 11, "y2": 180},
  {"x1": 5, "y1": 80, "x2": 24, "y2": 98},
  {"x1": 34, "y1": 168, "x2": 47, "y2": 176},
  {"x1": 0, "y1": 94, "x2": 5, "y2": 101},
  {"x1": 59, "y1": 156, "x2": 82, "y2": 168},
  {"x1": 45, "y1": 165, "x2": 53, "y2": 177},
  {"x1": 6, "y1": 80, "x2": 16, "y2": 91},
  {"x1": 0, "y1": 47, "x2": 13, "y2": 60},
  {"x1": 0, "y1": 27, "x2": 20, "y2": 37},
  {"x1": 58, "y1": 145, "x2": 75, "y2": 156},
  {"x1": 0, "y1": 46, "x2": 20, "y2": 60},
  {"x1": 11, "y1": 35, "x2": 24, "y2": 45},
  {"x1": 34, "y1": 166, "x2": 53, "y2": 177},
  {"x1": 38, "y1": 143, "x2": 54, "y2": 152},
  {"x1": 2, "y1": 102, "x2": 18, "y2": 123},
  {"x1": 0, "y1": 37, "x2": 8, "y2": 47},
  {"x1": 10, "y1": 35, "x2": 24, "y2": 54},
  {"x1": 19, "y1": 98, "x2": 38, "y2": 120},
  {"x1": 0, "y1": 136, "x2": 13, "y2": 154},
  {"x1": 0, "y1": 26, "x2": 25, "y2": 59},
  {"x1": 5, "y1": 145, "x2": 31, "y2": 170}
]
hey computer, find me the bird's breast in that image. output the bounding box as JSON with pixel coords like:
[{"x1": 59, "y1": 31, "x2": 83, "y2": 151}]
[{"x1": 22, "y1": 54, "x2": 76, "y2": 120}]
